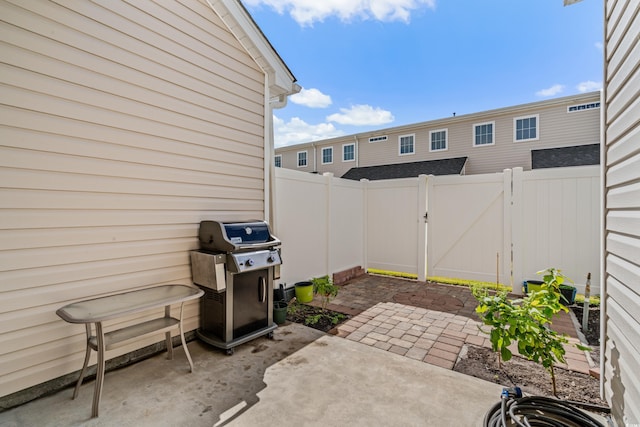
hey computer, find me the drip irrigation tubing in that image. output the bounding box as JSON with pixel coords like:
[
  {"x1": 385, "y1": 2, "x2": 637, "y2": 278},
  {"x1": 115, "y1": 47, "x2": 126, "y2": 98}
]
[{"x1": 483, "y1": 389, "x2": 610, "y2": 427}]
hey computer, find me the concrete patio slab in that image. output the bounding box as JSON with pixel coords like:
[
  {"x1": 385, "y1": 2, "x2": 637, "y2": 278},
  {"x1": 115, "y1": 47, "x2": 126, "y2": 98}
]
[
  {"x1": 226, "y1": 332, "x2": 504, "y2": 427},
  {"x1": 0, "y1": 322, "x2": 504, "y2": 427}
]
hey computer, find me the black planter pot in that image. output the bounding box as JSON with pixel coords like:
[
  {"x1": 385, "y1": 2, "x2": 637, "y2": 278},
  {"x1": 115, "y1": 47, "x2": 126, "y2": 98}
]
[{"x1": 559, "y1": 285, "x2": 577, "y2": 305}]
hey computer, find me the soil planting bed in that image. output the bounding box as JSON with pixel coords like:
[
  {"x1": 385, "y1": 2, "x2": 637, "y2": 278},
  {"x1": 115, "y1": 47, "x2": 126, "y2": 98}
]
[
  {"x1": 456, "y1": 304, "x2": 604, "y2": 406},
  {"x1": 285, "y1": 303, "x2": 351, "y2": 333},
  {"x1": 454, "y1": 345, "x2": 606, "y2": 407},
  {"x1": 571, "y1": 304, "x2": 601, "y2": 366}
]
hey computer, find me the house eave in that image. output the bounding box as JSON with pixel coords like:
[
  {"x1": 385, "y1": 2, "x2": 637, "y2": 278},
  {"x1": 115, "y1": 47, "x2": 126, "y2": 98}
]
[{"x1": 206, "y1": 0, "x2": 298, "y2": 100}]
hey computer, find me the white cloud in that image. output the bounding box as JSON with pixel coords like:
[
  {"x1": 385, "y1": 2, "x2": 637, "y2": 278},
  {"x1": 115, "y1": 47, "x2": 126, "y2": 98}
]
[
  {"x1": 594, "y1": 41, "x2": 603, "y2": 52},
  {"x1": 536, "y1": 84, "x2": 565, "y2": 97},
  {"x1": 273, "y1": 115, "x2": 344, "y2": 147},
  {"x1": 576, "y1": 80, "x2": 602, "y2": 93},
  {"x1": 327, "y1": 104, "x2": 395, "y2": 126},
  {"x1": 290, "y1": 88, "x2": 332, "y2": 108},
  {"x1": 243, "y1": 0, "x2": 436, "y2": 26}
]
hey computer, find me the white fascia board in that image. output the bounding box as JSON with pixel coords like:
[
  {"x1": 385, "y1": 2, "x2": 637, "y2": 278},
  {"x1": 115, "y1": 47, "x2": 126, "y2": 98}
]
[{"x1": 206, "y1": 0, "x2": 299, "y2": 100}]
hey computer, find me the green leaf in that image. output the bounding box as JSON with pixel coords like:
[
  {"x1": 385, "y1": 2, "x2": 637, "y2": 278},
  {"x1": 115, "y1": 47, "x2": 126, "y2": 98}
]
[
  {"x1": 576, "y1": 344, "x2": 591, "y2": 352},
  {"x1": 501, "y1": 346, "x2": 512, "y2": 362}
]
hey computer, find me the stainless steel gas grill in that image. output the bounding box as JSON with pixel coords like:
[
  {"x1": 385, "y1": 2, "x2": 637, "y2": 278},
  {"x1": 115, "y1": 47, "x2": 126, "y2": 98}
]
[{"x1": 190, "y1": 220, "x2": 282, "y2": 354}]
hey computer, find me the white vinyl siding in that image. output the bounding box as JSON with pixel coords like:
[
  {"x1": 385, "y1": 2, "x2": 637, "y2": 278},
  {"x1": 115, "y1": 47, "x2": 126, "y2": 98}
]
[
  {"x1": 430, "y1": 129, "x2": 448, "y2": 152},
  {"x1": 297, "y1": 151, "x2": 308, "y2": 167},
  {"x1": 399, "y1": 134, "x2": 415, "y2": 155},
  {"x1": 322, "y1": 147, "x2": 333, "y2": 165},
  {"x1": 603, "y1": 1, "x2": 640, "y2": 425},
  {"x1": 473, "y1": 121, "x2": 495, "y2": 146},
  {"x1": 0, "y1": 0, "x2": 268, "y2": 398},
  {"x1": 514, "y1": 115, "x2": 539, "y2": 142}
]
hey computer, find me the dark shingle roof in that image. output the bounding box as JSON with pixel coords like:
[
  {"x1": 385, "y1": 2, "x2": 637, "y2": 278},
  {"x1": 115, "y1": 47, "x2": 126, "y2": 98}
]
[
  {"x1": 341, "y1": 157, "x2": 467, "y2": 181},
  {"x1": 531, "y1": 144, "x2": 600, "y2": 169}
]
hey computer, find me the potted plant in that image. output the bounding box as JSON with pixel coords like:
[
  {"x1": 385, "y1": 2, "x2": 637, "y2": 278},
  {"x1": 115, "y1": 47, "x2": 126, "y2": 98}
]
[
  {"x1": 524, "y1": 277, "x2": 576, "y2": 306},
  {"x1": 559, "y1": 284, "x2": 577, "y2": 305},
  {"x1": 273, "y1": 300, "x2": 288, "y2": 324}
]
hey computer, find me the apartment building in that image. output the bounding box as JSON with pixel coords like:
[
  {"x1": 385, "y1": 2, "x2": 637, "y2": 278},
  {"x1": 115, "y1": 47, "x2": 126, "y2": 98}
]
[{"x1": 275, "y1": 91, "x2": 601, "y2": 179}]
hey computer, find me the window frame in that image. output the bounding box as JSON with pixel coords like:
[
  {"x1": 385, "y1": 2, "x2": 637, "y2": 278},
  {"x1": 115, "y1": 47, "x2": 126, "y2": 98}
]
[
  {"x1": 274, "y1": 154, "x2": 282, "y2": 168},
  {"x1": 513, "y1": 114, "x2": 539, "y2": 142},
  {"x1": 398, "y1": 133, "x2": 415, "y2": 156},
  {"x1": 472, "y1": 121, "x2": 495, "y2": 147},
  {"x1": 321, "y1": 147, "x2": 333, "y2": 165},
  {"x1": 429, "y1": 128, "x2": 448, "y2": 152},
  {"x1": 297, "y1": 150, "x2": 308, "y2": 168},
  {"x1": 342, "y1": 143, "x2": 355, "y2": 162}
]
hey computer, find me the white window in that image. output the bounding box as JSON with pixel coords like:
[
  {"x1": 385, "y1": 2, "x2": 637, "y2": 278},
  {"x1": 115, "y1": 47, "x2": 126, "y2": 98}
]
[
  {"x1": 430, "y1": 129, "x2": 448, "y2": 152},
  {"x1": 399, "y1": 134, "x2": 415, "y2": 155},
  {"x1": 343, "y1": 143, "x2": 355, "y2": 162},
  {"x1": 321, "y1": 147, "x2": 333, "y2": 164},
  {"x1": 514, "y1": 115, "x2": 539, "y2": 142},
  {"x1": 297, "y1": 151, "x2": 307, "y2": 168},
  {"x1": 274, "y1": 155, "x2": 282, "y2": 168},
  {"x1": 473, "y1": 122, "x2": 495, "y2": 146},
  {"x1": 369, "y1": 135, "x2": 388, "y2": 143}
]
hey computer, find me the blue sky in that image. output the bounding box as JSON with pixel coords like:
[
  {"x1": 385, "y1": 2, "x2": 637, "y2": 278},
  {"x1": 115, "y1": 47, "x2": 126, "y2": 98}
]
[{"x1": 241, "y1": 0, "x2": 603, "y2": 148}]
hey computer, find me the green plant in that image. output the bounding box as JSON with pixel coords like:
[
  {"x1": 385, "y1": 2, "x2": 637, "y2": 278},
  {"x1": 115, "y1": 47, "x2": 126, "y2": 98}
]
[
  {"x1": 575, "y1": 294, "x2": 600, "y2": 306},
  {"x1": 311, "y1": 275, "x2": 339, "y2": 311},
  {"x1": 304, "y1": 311, "x2": 346, "y2": 326},
  {"x1": 429, "y1": 276, "x2": 512, "y2": 292},
  {"x1": 368, "y1": 269, "x2": 419, "y2": 280},
  {"x1": 472, "y1": 267, "x2": 590, "y2": 396},
  {"x1": 286, "y1": 300, "x2": 301, "y2": 315}
]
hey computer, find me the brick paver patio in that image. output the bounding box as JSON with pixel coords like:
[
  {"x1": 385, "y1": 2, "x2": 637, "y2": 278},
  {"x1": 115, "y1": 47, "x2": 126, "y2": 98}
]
[{"x1": 315, "y1": 274, "x2": 595, "y2": 376}]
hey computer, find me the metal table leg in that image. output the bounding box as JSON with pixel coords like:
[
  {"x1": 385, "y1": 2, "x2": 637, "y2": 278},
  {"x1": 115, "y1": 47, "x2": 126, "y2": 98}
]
[
  {"x1": 73, "y1": 324, "x2": 93, "y2": 399},
  {"x1": 178, "y1": 302, "x2": 194, "y2": 372},
  {"x1": 165, "y1": 306, "x2": 173, "y2": 360},
  {"x1": 92, "y1": 322, "x2": 105, "y2": 418}
]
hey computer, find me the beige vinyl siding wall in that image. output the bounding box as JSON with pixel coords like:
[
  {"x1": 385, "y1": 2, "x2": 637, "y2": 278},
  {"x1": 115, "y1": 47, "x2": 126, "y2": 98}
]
[
  {"x1": 276, "y1": 92, "x2": 600, "y2": 177},
  {"x1": 0, "y1": 0, "x2": 266, "y2": 397},
  {"x1": 603, "y1": 1, "x2": 640, "y2": 425}
]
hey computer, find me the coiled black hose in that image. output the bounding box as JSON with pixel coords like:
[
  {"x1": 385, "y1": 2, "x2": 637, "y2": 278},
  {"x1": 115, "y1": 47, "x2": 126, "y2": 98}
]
[{"x1": 484, "y1": 390, "x2": 610, "y2": 427}]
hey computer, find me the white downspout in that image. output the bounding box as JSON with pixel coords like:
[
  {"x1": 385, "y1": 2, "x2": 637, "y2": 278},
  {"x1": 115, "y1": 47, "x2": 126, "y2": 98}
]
[
  {"x1": 354, "y1": 135, "x2": 359, "y2": 167},
  {"x1": 312, "y1": 142, "x2": 317, "y2": 172},
  {"x1": 264, "y1": 76, "x2": 273, "y2": 224}
]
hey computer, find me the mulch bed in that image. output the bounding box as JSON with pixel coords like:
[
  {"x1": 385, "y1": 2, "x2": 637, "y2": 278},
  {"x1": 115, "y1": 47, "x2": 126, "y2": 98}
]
[
  {"x1": 571, "y1": 305, "x2": 600, "y2": 345},
  {"x1": 454, "y1": 345, "x2": 607, "y2": 407},
  {"x1": 455, "y1": 303, "x2": 605, "y2": 407},
  {"x1": 285, "y1": 303, "x2": 351, "y2": 333}
]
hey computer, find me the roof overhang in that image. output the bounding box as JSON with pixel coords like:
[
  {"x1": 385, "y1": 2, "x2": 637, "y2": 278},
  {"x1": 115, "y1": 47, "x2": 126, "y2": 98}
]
[{"x1": 206, "y1": 0, "x2": 300, "y2": 103}]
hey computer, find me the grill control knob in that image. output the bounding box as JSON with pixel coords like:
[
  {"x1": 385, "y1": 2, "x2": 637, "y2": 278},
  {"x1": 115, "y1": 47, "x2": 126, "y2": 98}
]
[
  {"x1": 246, "y1": 258, "x2": 254, "y2": 266},
  {"x1": 267, "y1": 255, "x2": 275, "y2": 263}
]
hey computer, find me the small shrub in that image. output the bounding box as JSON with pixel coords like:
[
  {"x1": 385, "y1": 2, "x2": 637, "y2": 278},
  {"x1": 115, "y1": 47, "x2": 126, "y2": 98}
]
[
  {"x1": 311, "y1": 275, "x2": 339, "y2": 311},
  {"x1": 473, "y1": 267, "x2": 590, "y2": 396}
]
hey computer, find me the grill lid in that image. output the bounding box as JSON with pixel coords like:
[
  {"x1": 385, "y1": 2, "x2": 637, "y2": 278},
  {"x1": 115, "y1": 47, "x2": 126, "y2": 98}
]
[{"x1": 198, "y1": 220, "x2": 280, "y2": 252}]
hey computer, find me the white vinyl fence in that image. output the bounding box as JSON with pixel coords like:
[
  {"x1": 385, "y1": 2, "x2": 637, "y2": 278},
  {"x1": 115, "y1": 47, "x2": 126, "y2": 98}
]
[{"x1": 274, "y1": 165, "x2": 600, "y2": 294}]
